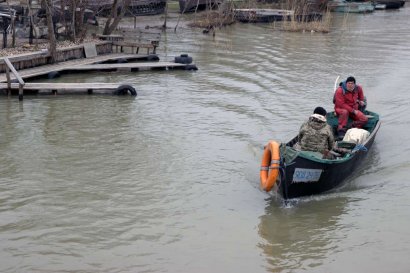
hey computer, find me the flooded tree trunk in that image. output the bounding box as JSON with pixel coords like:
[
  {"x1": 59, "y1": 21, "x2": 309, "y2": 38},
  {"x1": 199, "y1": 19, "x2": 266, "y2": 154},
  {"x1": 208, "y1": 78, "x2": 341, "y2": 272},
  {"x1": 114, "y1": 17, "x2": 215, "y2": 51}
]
[
  {"x1": 162, "y1": 0, "x2": 168, "y2": 29},
  {"x1": 28, "y1": 0, "x2": 39, "y2": 45},
  {"x1": 71, "y1": 0, "x2": 77, "y2": 41},
  {"x1": 103, "y1": 0, "x2": 131, "y2": 35},
  {"x1": 76, "y1": 3, "x2": 87, "y2": 41},
  {"x1": 42, "y1": 0, "x2": 57, "y2": 63},
  {"x1": 2, "y1": 19, "x2": 8, "y2": 48}
]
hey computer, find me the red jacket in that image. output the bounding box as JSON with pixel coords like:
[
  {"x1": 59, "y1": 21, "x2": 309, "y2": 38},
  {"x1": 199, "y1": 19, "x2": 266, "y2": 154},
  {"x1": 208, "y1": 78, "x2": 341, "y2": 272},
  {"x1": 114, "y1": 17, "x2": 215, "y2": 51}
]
[{"x1": 334, "y1": 84, "x2": 365, "y2": 113}]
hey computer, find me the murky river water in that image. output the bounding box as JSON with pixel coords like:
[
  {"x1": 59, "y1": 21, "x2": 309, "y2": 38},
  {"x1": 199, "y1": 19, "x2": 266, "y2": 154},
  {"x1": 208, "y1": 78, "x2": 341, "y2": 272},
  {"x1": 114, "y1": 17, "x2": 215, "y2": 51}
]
[{"x1": 1, "y1": 7, "x2": 410, "y2": 273}]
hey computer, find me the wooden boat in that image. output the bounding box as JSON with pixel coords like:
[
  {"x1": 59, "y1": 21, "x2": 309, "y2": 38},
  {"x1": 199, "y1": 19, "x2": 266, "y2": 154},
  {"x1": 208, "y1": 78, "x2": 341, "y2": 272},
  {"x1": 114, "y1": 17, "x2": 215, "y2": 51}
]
[
  {"x1": 128, "y1": 0, "x2": 166, "y2": 15},
  {"x1": 374, "y1": 0, "x2": 405, "y2": 9},
  {"x1": 234, "y1": 9, "x2": 294, "y2": 23},
  {"x1": 179, "y1": 0, "x2": 223, "y2": 13},
  {"x1": 86, "y1": 0, "x2": 166, "y2": 16},
  {"x1": 260, "y1": 110, "x2": 381, "y2": 199},
  {"x1": 85, "y1": 0, "x2": 114, "y2": 15},
  {"x1": 234, "y1": 8, "x2": 323, "y2": 23},
  {"x1": 328, "y1": 0, "x2": 375, "y2": 13}
]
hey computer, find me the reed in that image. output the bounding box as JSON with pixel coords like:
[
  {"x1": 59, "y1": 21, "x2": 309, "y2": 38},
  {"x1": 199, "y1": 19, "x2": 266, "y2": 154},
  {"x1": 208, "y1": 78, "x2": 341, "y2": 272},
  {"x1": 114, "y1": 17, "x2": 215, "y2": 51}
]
[
  {"x1": 185, "y1": 0, "x2": 332, "y2": 33},
  {"x1": 187, "y1": 1, "x2": 236, "y2": 29},
  {"x1": 186, "y1": 0, "x2": 280, "y2": 29},
  {"x1": 281, "y1": 9, "x2": 332, "y2": 33},
  {"x1": 187, "y1": 10, "x2": 236, "y2": 28},
  {"x1": 280, "y1": 0, "x2": 332, "y2": 33}
]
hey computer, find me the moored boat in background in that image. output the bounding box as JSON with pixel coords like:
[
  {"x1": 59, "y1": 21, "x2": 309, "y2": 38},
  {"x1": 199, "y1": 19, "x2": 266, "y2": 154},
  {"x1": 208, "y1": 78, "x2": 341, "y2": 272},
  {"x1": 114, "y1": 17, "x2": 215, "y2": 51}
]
[
  {"x1": 234, "y1": 8, "x2": 294, "y2": 23},
  {"x1": 179, "y1": 0, "x2": 223, "y2": 13},
  {"x1": 234, "y1": 8, "x2": 323, "y2": 23},
  {"x1": 86, "y1": 0, "x2": 166, "y2": 16},
  {"x1": 328, "y1": 0, "x2": 375, "y2": 13},
  {"x1": 128, "y1": 0, "x2": 167, "y2": 16},
  {"x1": 374, "y1": 0, "x2": 405, "y2": 9},
  {"x1": 85, "y1": 0, "x2": 113, "y2": 15}
]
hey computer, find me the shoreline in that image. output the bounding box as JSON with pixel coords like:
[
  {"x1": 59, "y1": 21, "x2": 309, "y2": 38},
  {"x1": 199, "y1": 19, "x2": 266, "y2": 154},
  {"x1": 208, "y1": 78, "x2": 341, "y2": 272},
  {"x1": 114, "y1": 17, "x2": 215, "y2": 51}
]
[{"x1": 1, "y1": 9, "x2": 189, "y2": 58}]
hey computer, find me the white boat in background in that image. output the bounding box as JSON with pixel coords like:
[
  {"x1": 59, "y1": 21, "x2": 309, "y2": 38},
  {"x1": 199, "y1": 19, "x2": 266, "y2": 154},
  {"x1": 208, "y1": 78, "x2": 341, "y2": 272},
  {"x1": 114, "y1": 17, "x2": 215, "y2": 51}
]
[{"x1": 374, "y1": 0, "x2": 405, "y2": 9}]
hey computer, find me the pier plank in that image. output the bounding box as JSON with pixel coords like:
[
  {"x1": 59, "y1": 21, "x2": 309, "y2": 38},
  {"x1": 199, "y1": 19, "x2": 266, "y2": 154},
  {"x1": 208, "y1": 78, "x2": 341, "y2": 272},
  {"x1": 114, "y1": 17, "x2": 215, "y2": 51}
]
[
  {"x1": 0, "y1": 53, "x2": 153, "y2": 83},
  {"x1": 71, "y1": 62, "x2": 188, "y2": 71},
  {"x1": 0, "y1": 82, "x2": 123, "y2": 91}
]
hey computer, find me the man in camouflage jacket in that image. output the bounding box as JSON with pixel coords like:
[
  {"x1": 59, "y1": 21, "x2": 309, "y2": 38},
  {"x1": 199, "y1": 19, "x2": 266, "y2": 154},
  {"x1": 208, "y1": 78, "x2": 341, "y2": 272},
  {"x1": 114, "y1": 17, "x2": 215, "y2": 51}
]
[{"x1": 298, "y1": 107, "x2": 335, "y2": 153}]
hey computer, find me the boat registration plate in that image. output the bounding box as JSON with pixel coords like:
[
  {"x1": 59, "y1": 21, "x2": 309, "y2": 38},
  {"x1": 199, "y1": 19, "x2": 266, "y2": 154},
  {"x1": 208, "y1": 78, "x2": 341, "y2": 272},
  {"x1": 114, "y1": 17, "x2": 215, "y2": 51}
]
[{"x1": 292, "y1": 168, "x2": 322, "y2": 183}]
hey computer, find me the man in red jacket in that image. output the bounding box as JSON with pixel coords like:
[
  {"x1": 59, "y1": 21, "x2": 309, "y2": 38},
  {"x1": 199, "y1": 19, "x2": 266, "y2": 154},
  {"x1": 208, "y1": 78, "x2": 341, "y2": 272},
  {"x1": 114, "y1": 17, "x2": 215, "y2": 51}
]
[{"x1": 334, "y1": 76, "x2": 368, "y2": 139}]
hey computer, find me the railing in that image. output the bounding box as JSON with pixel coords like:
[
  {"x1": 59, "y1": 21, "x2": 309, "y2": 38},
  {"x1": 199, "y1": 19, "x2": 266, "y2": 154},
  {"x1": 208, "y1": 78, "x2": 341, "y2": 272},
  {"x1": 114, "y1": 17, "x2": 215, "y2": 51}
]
[
  {"x1": 98, "y1": 27, "x2": 161, "y2": 55},
  {"x1": 3, "y1": 57, "x2": 25, "y2": 100}
]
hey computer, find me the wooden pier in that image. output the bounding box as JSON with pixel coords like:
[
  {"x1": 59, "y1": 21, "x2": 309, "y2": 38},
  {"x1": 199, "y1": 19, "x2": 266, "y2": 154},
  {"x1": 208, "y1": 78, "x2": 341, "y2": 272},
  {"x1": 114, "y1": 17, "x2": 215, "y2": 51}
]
[
  {"x1": 65, "y1": 61, "x2": 195, "y2": 72},
  {"x1": 0, "y1": 43, "x2": 197, "y2": 100},
  {"x1": 0, "y1": 53, "x2": 158, "y2": 83}
]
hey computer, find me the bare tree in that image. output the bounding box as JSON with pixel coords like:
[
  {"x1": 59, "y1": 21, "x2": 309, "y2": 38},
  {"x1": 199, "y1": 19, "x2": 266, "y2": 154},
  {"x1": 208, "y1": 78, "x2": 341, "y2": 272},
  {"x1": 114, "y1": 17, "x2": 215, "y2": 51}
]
[
  {"x1": 162, "y1": 0, "x2": 167, "y2": 29},
  {"x1": 75, "y1": 0, "x2": 88, "y2": 41},
  {"x1": 103, "y1": 0, "x2": 131, "y2": 35},
  {"x1": 42, "y1": 0, "x2": 57, "y2": 62},
  {"x1": 56, "y1": 0, "x2": 87, "y2": 42}
]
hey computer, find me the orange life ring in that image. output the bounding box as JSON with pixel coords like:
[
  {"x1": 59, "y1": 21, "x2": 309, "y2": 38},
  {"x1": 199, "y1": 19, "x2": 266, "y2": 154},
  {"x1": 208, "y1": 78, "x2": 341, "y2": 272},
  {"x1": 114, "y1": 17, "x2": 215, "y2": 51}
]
[{"x1": 260, "y1": 141, "x2": 281, "y2": 192}]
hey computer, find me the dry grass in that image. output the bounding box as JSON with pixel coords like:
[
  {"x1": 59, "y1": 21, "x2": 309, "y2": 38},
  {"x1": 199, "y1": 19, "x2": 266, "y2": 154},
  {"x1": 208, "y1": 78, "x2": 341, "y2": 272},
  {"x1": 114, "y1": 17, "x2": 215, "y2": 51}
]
[
  {"x1": 184, "y1": 0, "x2": 332, "y2": 32},
  {"x1": 279, "y1": 0, "x2": 332, "y2": 33},
  {"x1": 187, "y1": 10, "x2": 236, "y2": 29},
  {"x1": 281, "y1": 10, "x2": 332, "y2": 33}
]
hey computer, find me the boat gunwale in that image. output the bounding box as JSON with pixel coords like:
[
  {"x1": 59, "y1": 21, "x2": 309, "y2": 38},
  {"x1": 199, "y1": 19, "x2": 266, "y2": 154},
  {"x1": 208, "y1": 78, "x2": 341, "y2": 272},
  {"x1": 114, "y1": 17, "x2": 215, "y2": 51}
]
[{"x1": 294, "y1": 118, "x2": 380, "y2": 164}]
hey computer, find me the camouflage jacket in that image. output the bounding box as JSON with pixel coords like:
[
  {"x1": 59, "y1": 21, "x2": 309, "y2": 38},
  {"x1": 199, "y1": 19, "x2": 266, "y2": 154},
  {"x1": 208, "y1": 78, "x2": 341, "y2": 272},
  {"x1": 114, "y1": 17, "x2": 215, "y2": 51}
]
[{"x1": 298, "y1": 114, "x2": 335, "y2": 153}]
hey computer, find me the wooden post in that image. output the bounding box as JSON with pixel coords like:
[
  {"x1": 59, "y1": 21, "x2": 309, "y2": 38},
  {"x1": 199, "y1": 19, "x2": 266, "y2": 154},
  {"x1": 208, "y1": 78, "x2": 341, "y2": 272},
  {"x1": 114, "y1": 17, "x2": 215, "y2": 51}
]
[
  {"x1": 4, "y1": 57, "x2": 25, "y2": 101},
  {"x1": 11, "y1": 13, "x2": 16, "y2": 48},
  {"x1": 18, "y1": 83, "x2": 23, "y2": 101},
  {"x1": 5, "y1": 65, "x2": 11, "y2": 96}
]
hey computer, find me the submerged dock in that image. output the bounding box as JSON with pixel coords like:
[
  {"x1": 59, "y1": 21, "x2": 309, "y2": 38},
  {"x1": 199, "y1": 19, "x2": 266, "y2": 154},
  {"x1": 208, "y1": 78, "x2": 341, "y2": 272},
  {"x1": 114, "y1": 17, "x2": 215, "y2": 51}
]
[{"x1": 0, "y1": 82, "x2": 138, "y2": 96}]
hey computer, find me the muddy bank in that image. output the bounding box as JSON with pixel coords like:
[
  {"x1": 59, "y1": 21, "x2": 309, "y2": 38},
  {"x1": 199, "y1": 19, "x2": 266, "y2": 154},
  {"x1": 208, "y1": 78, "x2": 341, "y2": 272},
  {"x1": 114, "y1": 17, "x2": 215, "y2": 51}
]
[{"x1": 1, "y1": 8, "x2": 191, "y2": 57}]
